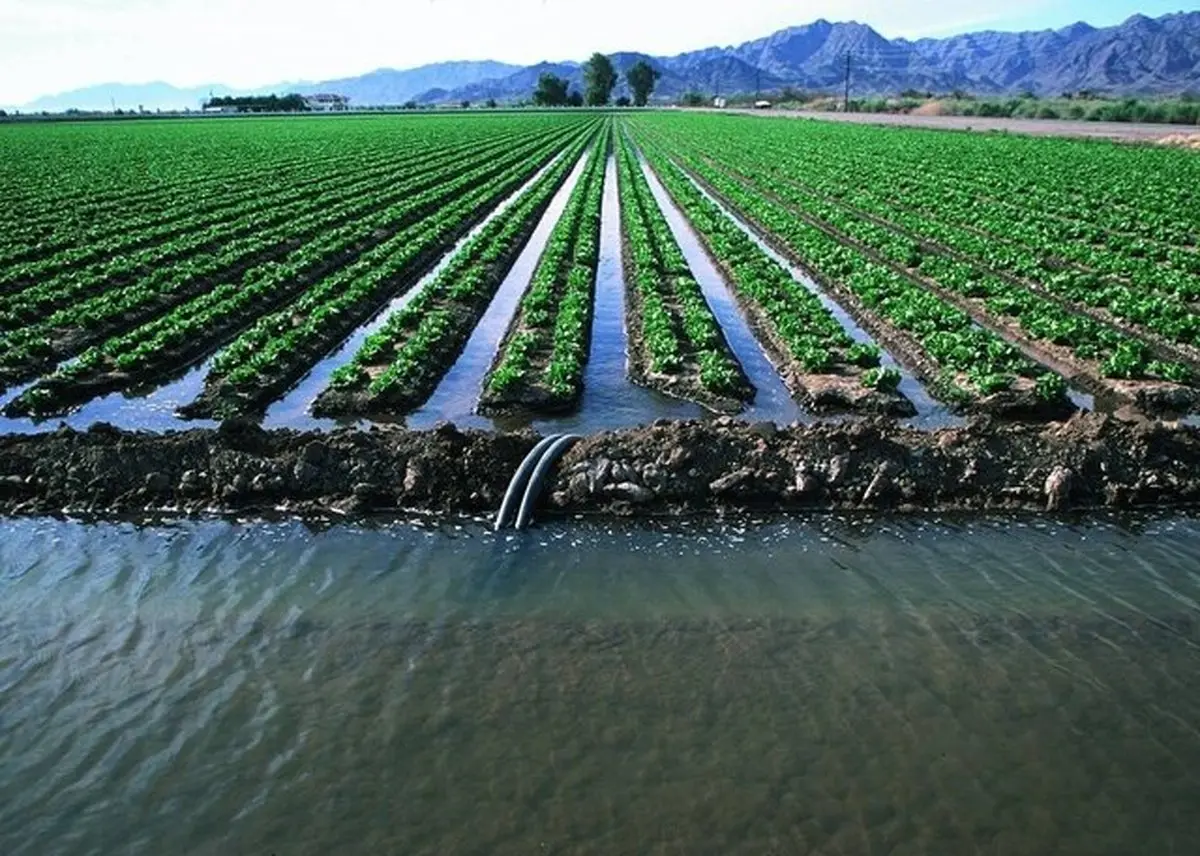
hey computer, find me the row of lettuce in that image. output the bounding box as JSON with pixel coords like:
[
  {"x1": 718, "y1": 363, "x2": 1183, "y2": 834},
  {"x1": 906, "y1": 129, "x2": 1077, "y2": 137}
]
[
  {"x1": 631, "y1": 121, "x2": 1073, "y2": 408},
  {"x1": 476, "y1": 127, "x2": 609, "y2": 413},
  {"x1": 9, "y1": 113, "x2": 1200, "y2": 424},
  {"x1": 5, "y1": 118, "x2": 601, "y2": 417},
  {"x1": 634, "y1": 114, "x2": 1198, "y2": 404},
  {"x1": 312, "y1": 125, "x2": 605, "y2": 417},
  {"x1": 615, "y1": 130, "x2": 750, "y2": 409}
]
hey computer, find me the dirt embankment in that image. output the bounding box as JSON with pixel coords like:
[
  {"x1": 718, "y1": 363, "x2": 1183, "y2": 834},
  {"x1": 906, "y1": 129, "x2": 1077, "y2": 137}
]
[
  {"x1": 0, "y1": 414, "x2": 1197, "y2": 519},
  {"x1": 703, "y1": 108, "x2": 1200, "y2": 143}
]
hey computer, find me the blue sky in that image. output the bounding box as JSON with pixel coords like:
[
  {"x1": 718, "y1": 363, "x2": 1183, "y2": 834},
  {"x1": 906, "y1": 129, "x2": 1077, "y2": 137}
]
[{"x1": 0, "y1": 0, "x2": 1193, "y2": 105}]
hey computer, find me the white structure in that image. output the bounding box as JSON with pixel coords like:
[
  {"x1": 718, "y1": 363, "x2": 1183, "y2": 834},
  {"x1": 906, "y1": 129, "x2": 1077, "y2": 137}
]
[
  {"x1": 754, "y1": 100, "x2": 773, "y2": 110},
  {"x1": 304, "y1": 94, "x2": 350, "y2": 112},
  {"x1": 713, "y1": 97, "x2": 728, "y2": 109}
]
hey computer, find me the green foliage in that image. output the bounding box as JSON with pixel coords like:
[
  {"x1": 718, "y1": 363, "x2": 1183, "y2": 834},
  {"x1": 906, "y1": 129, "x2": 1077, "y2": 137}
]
[
  {"x1": 203, "y1": 94, "x2": 311, "y2": 113},
  {"x1": 305, "y1": 121, "x2": 603, "y2": 415},
  {"x1": 680, "y1": 92, "x2": 705, "y2": 108},
  {"x1": 861, "y1": 367, "x2": 902, "y2": 392},
  {"x1": 1034, "y1": 372, "x2": 1068, "y2": 402},
  {"x1": 615, "y1": 132, "x2": 748, "y2": 400},
  {"x1": 533, "y1": 73, "x2": 570, "y2": 107},
  {"x1": 845, "y1": 342, "x2": 882, "y2": 368},
  {"x1": 484, "y1": 129, "x2": 608, "y2": 406},
  {"x1": 626, "y1": 61, "x2": 662, "y2": 108},
  {"x1": 583, "y1": 53, "x2": 618, "y2": 107}
]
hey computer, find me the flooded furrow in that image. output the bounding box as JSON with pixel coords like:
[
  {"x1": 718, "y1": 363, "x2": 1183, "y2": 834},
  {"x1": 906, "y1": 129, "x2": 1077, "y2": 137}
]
[
  {"x1": 406, "y1": 154, "x2": 592, "y2": 431},
  {"x1": 570, "y1": 156, "x2": 705, "y2": 428},
  {"x1": 669, "y1": 160, "x2": 955, "y2": 429},
  {"x1": 0, "y1": 360, "x2": 221, "y2": 435},
  {"x1": 261, "y1": 155, "x2": 571, "y2": 432},
  {"x1": 637, "y1": 155, "x2": 805, "y2": 425}
]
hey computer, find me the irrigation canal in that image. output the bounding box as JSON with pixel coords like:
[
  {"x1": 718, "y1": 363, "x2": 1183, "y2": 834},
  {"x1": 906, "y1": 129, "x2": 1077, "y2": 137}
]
[{"x1": 1, "y1": 513, "x2": 1198, "y2": 854}]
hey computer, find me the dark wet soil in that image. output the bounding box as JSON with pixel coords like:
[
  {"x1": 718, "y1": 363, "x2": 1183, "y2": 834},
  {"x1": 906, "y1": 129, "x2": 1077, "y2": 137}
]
[{"x1": 0, "y1": 412, "x2": 1196, "y2": 519}]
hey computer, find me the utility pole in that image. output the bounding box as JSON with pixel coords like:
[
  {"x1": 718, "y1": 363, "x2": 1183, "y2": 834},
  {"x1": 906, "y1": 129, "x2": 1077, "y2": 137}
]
[
  {"x1": 843, "y1": 52, "x2": 852, "y2": 112},
  {"x1": 755, "y1": 68, "x2": 761, "y2": 100}
]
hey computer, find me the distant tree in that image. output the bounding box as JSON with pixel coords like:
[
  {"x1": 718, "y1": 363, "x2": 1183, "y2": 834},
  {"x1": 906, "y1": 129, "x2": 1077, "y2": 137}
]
[
  {"x1": 0, "y1": 109, "x2": 8, "y2": 118},
  {"x1": 583, "y1": 53, "x2": 617, "y2": 106},
  {"x1": 615, "y1": 95, "x2": 631, "y2": 107},
  {"x1": 533, "y1": 73, "x2": 570, "y2": 107},
  {"x1": 204, "y1": 93, "x2": 309, "y2": 113},
  {"x1": 460, "y1": 100, "x2": 472, "y2": 109},
  {"x1": 567, "y1": 90, "x2": 584, "y2": 108},
  {"x1": 1181, "y1": 91, "x2": 1199, "y2": 104},
  {"x1": 485, "y1": 98, "x2": 497, "y2": 108},
  {"x1": 402, "y1": 100, "x2": 419, "y2": 110},
  {"x1": 681, "y1": 91, "x2": 705, "y2": 108},
  {"x1": 625, "y1": 60, "x2": 661, "y2": 107}
]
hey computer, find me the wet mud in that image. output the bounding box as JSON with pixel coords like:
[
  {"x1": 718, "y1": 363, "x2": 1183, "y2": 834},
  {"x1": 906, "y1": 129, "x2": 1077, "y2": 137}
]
[{"x1": 0, "y1": 412, "x2": 1197, "y2": 519}]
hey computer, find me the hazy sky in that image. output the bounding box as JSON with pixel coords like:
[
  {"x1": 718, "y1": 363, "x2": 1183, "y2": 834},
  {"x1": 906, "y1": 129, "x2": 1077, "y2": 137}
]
[{"x1": 0, "y1": 0, "x2": 1191, "y2": 105}]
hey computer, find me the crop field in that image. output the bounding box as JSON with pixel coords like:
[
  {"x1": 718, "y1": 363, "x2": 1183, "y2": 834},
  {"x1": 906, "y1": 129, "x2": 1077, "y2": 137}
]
[{"x1": 1, "y1": 111, "x2": 1199, "y2": 431}]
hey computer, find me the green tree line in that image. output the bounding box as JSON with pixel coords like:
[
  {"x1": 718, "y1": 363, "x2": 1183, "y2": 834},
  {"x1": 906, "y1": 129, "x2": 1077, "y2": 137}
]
[
  {"x1": 533, "y1": 56, "x2": 661, "y2": 107},
  {"x1": 203, "y1": 94, "x2": 310, "y2": 113}
]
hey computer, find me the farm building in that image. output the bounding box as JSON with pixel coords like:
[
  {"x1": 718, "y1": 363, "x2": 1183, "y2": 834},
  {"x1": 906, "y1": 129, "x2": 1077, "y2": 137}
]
[{"x1": 304, "y1": 93, "x2": 350, "y2": 112}]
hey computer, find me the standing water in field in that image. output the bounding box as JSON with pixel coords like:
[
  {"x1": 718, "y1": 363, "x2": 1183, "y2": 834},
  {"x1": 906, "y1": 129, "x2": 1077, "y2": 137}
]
[
  {"x1": 262, "y1": 154, "x2": 571, "y2": 432},
  {"x1": 671, "y1": 161, "x2": 955, "y2": 430},
  {"x1": 0, "y1": 363, "x2": 219, "y2": 435},
  {"x1": 476, "y1": 154, "x2": 705, "y2": 434},
  {"x1": 407, "y1": 154, "x2": 592, "y2": 430},
  {"x1": 1, "y1": 513, "x2": 1199, "y2": 855},
  {"x1": 637, "y1": 155, "x2": 805, "y2": 425}
]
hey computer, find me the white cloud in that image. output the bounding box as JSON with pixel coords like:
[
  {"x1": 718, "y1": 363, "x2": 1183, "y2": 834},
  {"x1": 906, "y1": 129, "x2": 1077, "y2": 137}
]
[{"x1": 0, "y1": 0, "x2": 1053, "y2": 105}]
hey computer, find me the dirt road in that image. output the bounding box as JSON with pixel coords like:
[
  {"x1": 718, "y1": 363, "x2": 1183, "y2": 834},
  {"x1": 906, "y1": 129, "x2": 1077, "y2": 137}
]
[{"x1": 706, "y1": 108, "x2": 1198, "y2": 142}]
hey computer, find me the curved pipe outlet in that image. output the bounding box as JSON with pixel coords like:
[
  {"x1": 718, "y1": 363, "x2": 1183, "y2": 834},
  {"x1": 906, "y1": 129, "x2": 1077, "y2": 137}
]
[
  {"x1": 515, "y1": 434, "x2": 582, "y2": 531},
  {"x1": 494, "y1": 434, "x2": 563, "y2": 531}
]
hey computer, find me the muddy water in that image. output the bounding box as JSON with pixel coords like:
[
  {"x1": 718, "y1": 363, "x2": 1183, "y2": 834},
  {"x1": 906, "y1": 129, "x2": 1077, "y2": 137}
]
[
  {"x1": 638, "y1": 157, "x2": 805, "y2": 425},
  {"x1": 2, "y1": 513, "x2": 1199, "y2": 855}
]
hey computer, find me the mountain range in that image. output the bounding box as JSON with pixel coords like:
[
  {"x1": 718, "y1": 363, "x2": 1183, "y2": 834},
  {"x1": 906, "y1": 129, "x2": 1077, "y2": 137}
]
[{"x1": 13, "y1": 11, "x2": 1200, "y2": 112}]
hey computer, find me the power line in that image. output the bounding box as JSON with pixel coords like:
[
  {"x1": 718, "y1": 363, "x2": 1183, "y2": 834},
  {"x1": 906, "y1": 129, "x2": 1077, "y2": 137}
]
[{"x1": 844, "y1": 52, "x2": 852, "y2": 112}]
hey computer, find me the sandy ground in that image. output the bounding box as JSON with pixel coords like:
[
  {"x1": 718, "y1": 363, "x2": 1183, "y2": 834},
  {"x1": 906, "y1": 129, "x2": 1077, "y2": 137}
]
[{"x1": 701, "y1": 108, "x2": 1200, "y2": 143}]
